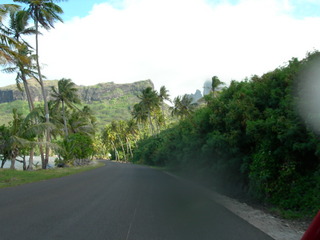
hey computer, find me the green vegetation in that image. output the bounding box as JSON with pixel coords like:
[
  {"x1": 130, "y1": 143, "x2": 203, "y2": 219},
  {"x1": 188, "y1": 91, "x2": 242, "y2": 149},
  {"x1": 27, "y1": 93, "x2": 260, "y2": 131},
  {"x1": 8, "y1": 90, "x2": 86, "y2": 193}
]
[
  {"x1": 0, "y1": 87, "x2": 149, "y2": 129},
  {"x1": 90, "y1": 95, "x2": 140, "y2": 129},
  {"x1": 130, "y1": 52, "x2": 320, "y2": 219},
  {"x1": 1, "y1": 1, "x2": 319, "y2": 220},
  {"x1": 0, "y1": 100, "x2": 30, "y2": 124},
  {"x1": 0, "y1": 162, "x2": 104, "y2": 188},
  {"x1": 57, "y1": 133, "x2": 94, "y2": 166}
]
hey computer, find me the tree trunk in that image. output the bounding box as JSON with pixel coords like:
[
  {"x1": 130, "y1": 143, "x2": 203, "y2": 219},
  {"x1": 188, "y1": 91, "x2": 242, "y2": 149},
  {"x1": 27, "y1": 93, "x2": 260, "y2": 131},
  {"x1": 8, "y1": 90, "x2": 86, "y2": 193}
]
[
  {"x1": 62, "y1": 100, "x2": 68, "y2": 137},
  {"x1": 1, "y1": 159, "x2": 5, "y2": 168},
  {"x1": 161, "y1": 103, "x2": 166, "y2": 127},
  {"x1": 35, "y1": 20, "x2": 50, "y2": 169},
  {"x1": 22, "y1": 155, "x2": 27, "y2": 170},
  {"x1": 111, "y1": 141, "x2": 118, "y2": 161},
  {"x1": 117, "y1": 135, "x2": 127, "y2": 161},
  {"x1": 126, "y1": 137, "x2": 133, "y2": 158},
  {"x1": 148, "y1": 111, "x2": 154, "y2": 135},
  {"x1": 39, "y1": 141, "x2": 45, "y2": 168},
  {"x1": 22, "y1": 75, "x2": 36, "y2": 171},
  {"x1": 22, "y1": 76, "x2": 34, "y2": 111},
  {"x1": 10, "y1": 158, "x2": 16, "y2": 170},
  {"x1": 28, "y1": 148, "x2": 34, "y2": 170}
]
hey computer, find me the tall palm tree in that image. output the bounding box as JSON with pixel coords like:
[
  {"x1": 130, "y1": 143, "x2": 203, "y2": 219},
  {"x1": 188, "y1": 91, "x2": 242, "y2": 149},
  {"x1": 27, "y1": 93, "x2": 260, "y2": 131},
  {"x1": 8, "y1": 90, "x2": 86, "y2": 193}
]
[
  {"x1": 211, "y1": 76, "x2": 225, "y2": 96},
  {"x1": 158, "y1": 86, "x2": 171, "y2": 126},
  {"x1": 137, "y1": 87, "x2": 160, "y2": 135},
  {"x1": 2, "y1": 110, "x2": 22, "y2": 169},
  {"x1": 3, "y1": 9, "x2": 38, "y2": 111},
  {"x1": 0, "y1": 4, "x2": 24, "y2": 65},
  {"x1": 1, "y1": 108, "x2": 50, "y2": 169},
  {"x1": 159, "y1": 86, "x2": 170, "y2": 113},
  {"x1": 1, "y1": 8, "x2": 42, "y2": 170},
  {"x1": 51, "y1": 78, "x2": 80, "y2": 137},
  {"x1": 111, "y1": 121, "x2": 127, "y2": 161},
  {"x1": 125, "y1": 119, "x2": 139, "y2": 159},
  {"x1": 68, "y1": 106, "x2": 96, "y2": 136},
  {"x1": 132, "y1": 102, "x2": 148, "y2": 130},
  {"x1": 14, "y1": 0, "x2": 65, "y2": 168},
  {"x1": 102, "y1": 125, "x2": 119, "y2": 161},
  {"x1": 171, "y1": 94, "x2": 195, "y2": 119}
]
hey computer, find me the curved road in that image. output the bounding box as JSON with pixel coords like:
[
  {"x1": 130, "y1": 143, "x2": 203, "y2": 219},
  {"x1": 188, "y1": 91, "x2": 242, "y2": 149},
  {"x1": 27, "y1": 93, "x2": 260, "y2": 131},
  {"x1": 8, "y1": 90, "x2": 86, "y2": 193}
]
[{"x1": 0, "y1": 161, "x2": 274, "y2": 240}]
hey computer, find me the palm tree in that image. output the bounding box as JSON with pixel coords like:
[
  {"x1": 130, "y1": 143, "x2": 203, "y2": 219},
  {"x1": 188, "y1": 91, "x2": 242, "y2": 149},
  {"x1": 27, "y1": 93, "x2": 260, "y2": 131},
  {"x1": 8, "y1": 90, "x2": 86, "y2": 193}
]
[
  {"x1": 111, "y1": 121, "x2": 127, "y2": 161},
  {"x1": 1, "y1": 108, "x2": 51, "y2": 169},
  {"x1": 158, "y1": 86, "x2": 171, "y2": 126},
  {"x1": 14, "y1": 0, "x2": 65, "y2": 168},
  {"x1": 0, "y1": 4, "x2": 25, "y2": 65},
  {"x1": 102, "y1": 125, "x2": 119, "y2": 161},
  {"x1": 132, "y1": 102, "x2": 148, "y2": 131},
  {"x1": 171, "y1": 94, "x2": 195, "y2": 119},
  {"x1": 159, "y1": 86, "x2": 170, "y2": 113},
  {"x1": 51, "y1": 78, "x2": 81, "y2": 137},
  {"x1": 3, "y1": 10, "x2": 38, "y2": 111},
  {"x1": 137, "y1": 87, "x2": 160, "y2": 135},
  {"x1": 1, "y1": 9, "x2": 40, "y2": 170},
  {"x1": 211, "y1": 76, "x2": 225, "y2": 96},
  {"x1": 125, "y1": 119, "x2": 139, "y2": 158},
  {"x1": 68, "y1": 106, "x2": 96, "y2": 136}
]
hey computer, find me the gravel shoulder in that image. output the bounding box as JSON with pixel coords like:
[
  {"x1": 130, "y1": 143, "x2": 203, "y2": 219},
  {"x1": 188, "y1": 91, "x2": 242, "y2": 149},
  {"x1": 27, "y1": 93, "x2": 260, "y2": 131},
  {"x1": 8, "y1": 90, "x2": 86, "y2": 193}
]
[
  {"x1": 165, "y1": 171, "x2": 310, "y2": 240},
  {"x1": 210, "y1": 191, "x2": 308, "y2": 240}
]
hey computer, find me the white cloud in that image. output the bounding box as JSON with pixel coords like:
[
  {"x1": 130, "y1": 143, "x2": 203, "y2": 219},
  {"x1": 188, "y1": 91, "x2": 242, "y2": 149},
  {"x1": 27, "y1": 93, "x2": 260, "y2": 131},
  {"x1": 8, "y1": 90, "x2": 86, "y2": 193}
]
[{"x1": 2, "y1": 0, "x2": 320, "y2": 98}]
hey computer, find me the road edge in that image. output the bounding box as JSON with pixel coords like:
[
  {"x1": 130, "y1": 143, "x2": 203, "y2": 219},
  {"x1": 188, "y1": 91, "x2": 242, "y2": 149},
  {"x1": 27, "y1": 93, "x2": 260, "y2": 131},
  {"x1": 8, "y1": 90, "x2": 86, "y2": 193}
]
[{"x1": 163, "y1": 171, "x2": 305, "y2": 240}]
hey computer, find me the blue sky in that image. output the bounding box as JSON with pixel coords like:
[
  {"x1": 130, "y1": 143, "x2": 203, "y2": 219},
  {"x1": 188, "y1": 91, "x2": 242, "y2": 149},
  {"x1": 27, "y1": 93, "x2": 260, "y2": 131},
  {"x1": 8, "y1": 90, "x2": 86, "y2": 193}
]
[
  {"x1": 7, "y1": 0, "x2": 114, "y2": 20},
  {"x1": 8, "y1": 0, "x2": 320, "y2": 20},
  {"x1": 58, "y1": 0, "x2": 109, "y2": 20},
  {"x1": 2, "y1": 0, "x2": 320, "y2": 97}
]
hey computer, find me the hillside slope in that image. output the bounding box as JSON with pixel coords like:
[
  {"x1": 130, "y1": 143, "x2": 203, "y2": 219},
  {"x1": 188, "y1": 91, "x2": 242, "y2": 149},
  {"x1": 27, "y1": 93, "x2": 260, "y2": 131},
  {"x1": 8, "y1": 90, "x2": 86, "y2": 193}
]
[{"x1": 0, "y1": 79, "x2": 154, "y2": 129}]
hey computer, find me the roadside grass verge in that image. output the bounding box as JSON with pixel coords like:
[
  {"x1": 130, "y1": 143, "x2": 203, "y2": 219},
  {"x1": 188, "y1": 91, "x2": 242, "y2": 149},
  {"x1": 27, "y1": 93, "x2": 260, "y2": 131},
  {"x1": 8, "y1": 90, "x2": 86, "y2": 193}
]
[{"x1": 0, "y1": 162, "x2": 104, "y2": 189}]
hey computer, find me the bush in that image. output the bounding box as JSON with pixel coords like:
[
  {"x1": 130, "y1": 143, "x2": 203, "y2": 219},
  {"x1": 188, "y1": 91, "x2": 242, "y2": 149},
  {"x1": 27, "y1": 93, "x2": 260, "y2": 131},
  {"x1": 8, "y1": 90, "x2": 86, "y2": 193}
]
[{"x1": 58, "y1": 133, "x2": 94, "y2": 166}]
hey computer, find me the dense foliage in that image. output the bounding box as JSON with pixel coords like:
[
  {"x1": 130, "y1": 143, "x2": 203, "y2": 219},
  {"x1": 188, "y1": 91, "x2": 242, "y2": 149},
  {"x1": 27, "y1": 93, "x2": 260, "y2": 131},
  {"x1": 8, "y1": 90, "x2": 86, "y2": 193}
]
[
  {"x1": 0, "y1": 89, "x2": 150, "y2": 129},
  {"x1": 132, "y1": 52, "x2": 320, "y2": 217},
  {"x1": 56, "y1": 132, "x2": 94, "y2": 166}
]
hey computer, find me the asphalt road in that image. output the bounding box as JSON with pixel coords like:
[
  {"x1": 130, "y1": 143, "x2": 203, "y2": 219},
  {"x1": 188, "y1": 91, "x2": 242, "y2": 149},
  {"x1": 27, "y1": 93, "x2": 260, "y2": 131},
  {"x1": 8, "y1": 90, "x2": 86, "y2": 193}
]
[{"x1": 0, "y1": 161, "x2": 274, "y2": 240}]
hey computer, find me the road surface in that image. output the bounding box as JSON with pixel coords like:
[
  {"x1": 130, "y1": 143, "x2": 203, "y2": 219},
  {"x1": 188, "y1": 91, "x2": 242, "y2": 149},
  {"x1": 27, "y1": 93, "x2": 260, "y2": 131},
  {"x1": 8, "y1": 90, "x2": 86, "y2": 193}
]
[{"x1": 0, "y1": 161, "x2": 274, "y2": 240}]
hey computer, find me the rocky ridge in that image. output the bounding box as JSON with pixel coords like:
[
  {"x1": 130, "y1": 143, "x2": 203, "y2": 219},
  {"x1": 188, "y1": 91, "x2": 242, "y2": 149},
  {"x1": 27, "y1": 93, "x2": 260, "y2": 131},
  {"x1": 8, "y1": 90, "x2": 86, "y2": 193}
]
[{"x1": 0, "y1": 79, "x2": 154, "y2": 104}]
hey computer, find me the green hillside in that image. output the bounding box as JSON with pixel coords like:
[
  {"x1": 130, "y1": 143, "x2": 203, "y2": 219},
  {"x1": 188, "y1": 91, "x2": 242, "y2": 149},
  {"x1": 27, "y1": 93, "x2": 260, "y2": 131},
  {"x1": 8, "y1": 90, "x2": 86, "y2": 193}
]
[{"x1": 0, "y1": 80, "x2": 153, "y2": 129}]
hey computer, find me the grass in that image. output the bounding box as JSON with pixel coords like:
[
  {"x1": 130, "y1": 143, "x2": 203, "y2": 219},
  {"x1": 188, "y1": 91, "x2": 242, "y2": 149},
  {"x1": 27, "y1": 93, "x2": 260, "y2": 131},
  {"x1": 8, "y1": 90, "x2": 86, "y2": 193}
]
[{"x1": 0, "y1": 162, "x2": 104, "y2": 189}]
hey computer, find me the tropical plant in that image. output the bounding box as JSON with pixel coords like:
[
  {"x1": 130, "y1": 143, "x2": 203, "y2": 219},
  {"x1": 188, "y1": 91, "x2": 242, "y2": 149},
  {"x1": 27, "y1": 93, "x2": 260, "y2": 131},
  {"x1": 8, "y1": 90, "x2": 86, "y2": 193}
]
[
  {"x1": 132, "y1": 102, "x2": 148, "y2": 131},
  {"x1": 102, "y1": 124, "x2": 119, "y2": 161},
  {"x1": 158, "y1": 86, "x2": 171, "y2": 125},
  {"x1": 0, "y1": 4, "x2": 22, "y2": 65},
  {"x1": 51, "y1": 78, "x2": 81, "y2": 137},
  {"x1": 136, "y1": 87, "x2": 160, "y2": 135},
  {"x1": 124, "y1": 119, "x2": 138, "y2": 158},
  {"x1": 0, "y1": 108, "x2": 53, "y2": 170},
  {"x1": 68, "y1": 106, "x2": 96, "y2": 136},
  {"x1": 2, "y1": 9, "x2": 38, "y2": 111},
  {"x1": 110, "y1": 121, "x2": 127, "y2": 161},
  {"x1": 171, "y1": 94, "x2": 195, "y2": 119},
  {"x1": 211, "y1": 75, "x2": 224, "y2": 93},
  {"x1": 57, "y1": 132, "x2": 94, "y2": 166},
  {"x1": 13, "y1": 0, "x2": 65, "y2": 169}
]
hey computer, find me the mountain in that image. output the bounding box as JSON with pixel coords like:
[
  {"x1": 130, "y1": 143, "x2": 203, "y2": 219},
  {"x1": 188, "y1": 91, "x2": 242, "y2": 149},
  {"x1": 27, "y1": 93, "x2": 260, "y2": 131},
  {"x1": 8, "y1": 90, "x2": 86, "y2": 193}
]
[
  {"x1": 188, "y1": 89, "x2": 203, "y2": 103},
  {"x1": 0, "y1": 79, "x2": 154, "y2": 129}
]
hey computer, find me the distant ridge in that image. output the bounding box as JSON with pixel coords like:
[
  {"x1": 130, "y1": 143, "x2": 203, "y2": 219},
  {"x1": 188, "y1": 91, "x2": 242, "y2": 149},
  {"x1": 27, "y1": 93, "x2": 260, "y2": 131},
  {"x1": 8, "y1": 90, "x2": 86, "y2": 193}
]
[
  {"x1": 0, "y1": 79, "x2": 154, "y2": 128},
  {"x1": 0, "y1": 79, "x2": 154, "y2": 104}
]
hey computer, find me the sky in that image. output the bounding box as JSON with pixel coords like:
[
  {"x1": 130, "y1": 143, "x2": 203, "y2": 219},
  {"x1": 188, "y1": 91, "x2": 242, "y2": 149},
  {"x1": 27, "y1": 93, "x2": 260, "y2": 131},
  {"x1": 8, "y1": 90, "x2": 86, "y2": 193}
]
[{"x1": 2, "y1": 0, "x2": 320, "y2": 98}]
